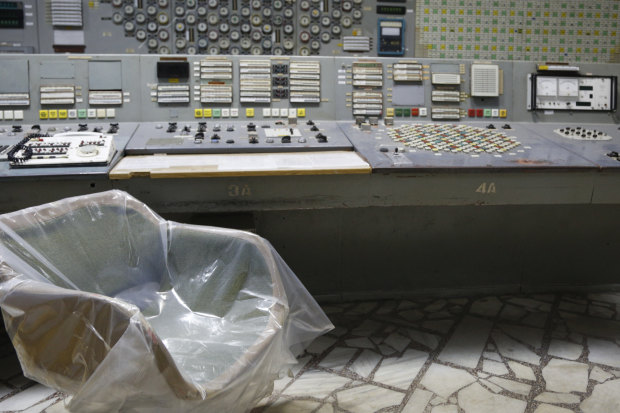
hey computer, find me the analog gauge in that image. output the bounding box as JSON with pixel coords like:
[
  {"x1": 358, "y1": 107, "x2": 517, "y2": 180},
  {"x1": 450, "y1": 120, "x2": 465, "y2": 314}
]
[
  {"x1": 536, "y1": 77, "x2": 557, "y2": 97},
  {"x1": 112, "y1": 0, "x2": 122, "y2": 6},
  {"x1": 251, "y1": 30, "x2": 262, "y2": 41},
  {"x1": 320, "y1": 32, "x2": 331, "y2": 43},
  {"x1": 230, "y1": 14, "x2": 240, "y2": 24},
  {"x1": 175, "y1": 38, "x2": 187, "y2": 49},
  {"x1": 332, "y1": 9, "x2": 342, "y2": 19},
  {"x1": 230, "y1": 46, "x2": 241, "y2": 55},
  {"x1": 341, "y1": 16, "x2": 352, "y2": 28},
  {"x1": 208, "y1": 14, "x2": 219, "y2": 25},
  {"x1": 159, "y1": 45, "x2": 170, "y2": 54},
  {"x1": 283, "y1": 7, "x2": 294, "y2": 18},
  {"x1": 158, "y1": 13, "x2": 169, "y2": 25},
  {"x1": 352, "y1": 9, "x2": 362, "y2": 19},
  {"x1": 148, "y1": 38, "x2": 158, "y2": 48},
  {"x1": 300, "y1": 47, "x2": 310, "y2": 56},
  {"x1": 208, "y1": 30, "x2": 219, "y2": 40},
  {"x1": 283, "y1": 24, "x2": 294, "y2": 34},
  {"x1": 310, "y1": 40, "x2": 320, "y2": 50},
  {"x1": 175, "y1": 6, "x2": 185, "y2": 16},
  {"x1": 331, "y1": 25, "x2": 341, "y2": 35},
  {"x1": 186, "y1": 14, "x2": 196, "y2": 24},
  {"x1": 230, "y1": 30, "x2": 240, "y2": 41},
  {"x1": 262, "y1": 24, "x2": 272, "y2": 34},
  {"x1": 262, "y1": 39, "x2": 272, "y2": 49},
  {"x1": 273, "y1": 0, "x2": 283, "y2": 9},
  {"x1": 135, "y1": 12, "x2": 146, "y2": 24},
  {"x1": 158, "y1": 0, "x2": 168, "y2": 7},
  {"x1": 321, "y1": 16, "x2": 331, "y2": 26},
  {"x1": 241, "y1": 38, "x2": 252, "y2": 49},
  {"x1": 220, "y1": 22, "x2": 230, "y2": 32},
  {"x1": 112, "y1": 12, "x2": 123, "y2": 24},
  {"x1": 209, "y1": 46, "x2": 220, "y2": 55},
  {"x1": 272, "y1": 15, "x2": 283, "y2": 26},
  {"x1": 147, "y1": 21, "x2": 158, "y2": 32},
  {"x1": 158, "y1": 29, "x2": 169, "y2": 40},
  {"x1": 251, "y1": 46, "x2": 262, "y2": 55},
  {"x1": 251, "y1": 14, "x2": 262, "y2": 26},
  {"x1": 136, "y1": 29, "x2": 147, "y2": 40},
  {"x1": 283, "y1": 39, "x2": 295, "y2": 50},
  {"x1": 300, "y1": 31, "x2": 310, "y2": 42},
  {"x1": 186, "y1": 0, "x2": 196, "y2": 7},
  {"x1": 175, "y1": 21, "x2": 186, "y2": 32},
  {"x1": 311, "y1": 8, "x2": 321, "y2": 18},
  {"x1": 342, "y1": 1, "x2": 352, "y2": 12},
  {"x1": 208, "y1": 0, "x2": 218, "y2": 7},
  {"x1": 558, "y1": 78, "x2": 579, "y2": 97},
  {"x1": 198, "y1": 38, "x2": 208, "y2": 48},
  {"x1": 146, "y1": 5, "x2": 157, "y2": 16},
  {"x1": 197, "y1": 6, "x2": 207, "y2": 16},
  {"x1": 187, "y1": 46, "x2": 197, "y2": 54},
  {"x1": 273, "y1": 47, "x2": 284, "y2": 55},
  {"x1": 124, "y1": 5, "x2": 134, "y2": 15},
  {"x1": 124, "y1": 21, "x2": 135, "y2": 32},
  {"x1": 262, "y1": 8, "x2": 272, "y2": 17},
  {"x1": 197, "y1": 22, "x2": 207, "y2": 32},
  {"x1": 300, "y1": 0, "x2": 310, "y2": 10},
  {"x1": 310, "y1": 24, "x2": 320, "y2": 35},
  {"x1": 220, "y1": 7, "x2": 229, "y2": 17},
  {"x1": 241, "y1": 23, "x2": 251, "y2": 33},
  {"x1": 219, "y1": 38, "x2": 230, "y2": 49},
  {"x1": 300, "y1": 15, "x2": 310, "y2": 27},
  {"x1": 252, "y1": 0, "x2": 261, "y2": 9},
  {"x1": 241, "y1": 7, "x2": 251, "y2": 17}
]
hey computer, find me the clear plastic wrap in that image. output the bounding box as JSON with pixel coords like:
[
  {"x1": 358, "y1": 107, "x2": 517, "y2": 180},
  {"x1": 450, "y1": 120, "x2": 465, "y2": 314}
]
[{"x1": 0, "y1": 190, "x2": 333, "y2": 412}]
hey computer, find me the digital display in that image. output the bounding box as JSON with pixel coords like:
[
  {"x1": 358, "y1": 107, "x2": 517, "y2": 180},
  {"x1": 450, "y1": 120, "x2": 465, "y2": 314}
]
[
  {"x1": 157, "y1": 61, "x2": 189, "y2": 79},
  {"x1": 377, "y1": 5, "x2": 407, "y2": 15},
  {"x1": 0, "y1": 1, "x2": 24, "y2": 29}
]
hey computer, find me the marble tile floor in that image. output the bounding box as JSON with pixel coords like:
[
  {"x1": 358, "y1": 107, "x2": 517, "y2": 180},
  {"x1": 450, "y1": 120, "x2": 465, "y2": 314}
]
[{"x1": 2, "y1": 291, "x2": 620, "y2": 412}]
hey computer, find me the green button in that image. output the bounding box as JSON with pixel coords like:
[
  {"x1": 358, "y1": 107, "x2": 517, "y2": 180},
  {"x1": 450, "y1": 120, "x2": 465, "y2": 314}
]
[
  {"x1": 403, "y1": 108, "x2": 411, "y2": 117},
  {"x1": 395, "y1": 108, "x2": 403, "y2": 117},
  {"x1": 484, "y1": 109, "x2": 492, "y2": 117},
  {"x1": 77, "y1": 109, "x2": 87, "y2": 118},
  {"x1": 212, "y1": 108, "x2": 221, "y2": 118}
]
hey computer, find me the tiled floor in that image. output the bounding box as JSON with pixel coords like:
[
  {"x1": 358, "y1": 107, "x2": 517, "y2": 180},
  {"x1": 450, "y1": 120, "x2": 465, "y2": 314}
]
[{"x1": 2, "y1": 291, "x2": 620, "y2": 412}]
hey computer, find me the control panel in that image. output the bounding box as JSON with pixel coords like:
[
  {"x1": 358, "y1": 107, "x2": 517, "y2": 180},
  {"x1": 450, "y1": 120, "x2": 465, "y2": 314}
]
[{"x1": 2, "y1": 1, "x2": 619, "y2": 64}]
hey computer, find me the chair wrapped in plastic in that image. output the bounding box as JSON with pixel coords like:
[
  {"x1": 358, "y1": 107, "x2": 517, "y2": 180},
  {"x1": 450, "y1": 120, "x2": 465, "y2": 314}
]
[{"x1": 0, "y1": 190, "x2": 332, "y2": 412}]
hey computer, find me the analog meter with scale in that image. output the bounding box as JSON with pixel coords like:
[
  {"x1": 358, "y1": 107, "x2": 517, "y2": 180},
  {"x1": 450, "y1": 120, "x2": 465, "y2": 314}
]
[{"x1": 527, "y1": 74, "x2": 617, "y2": 111}]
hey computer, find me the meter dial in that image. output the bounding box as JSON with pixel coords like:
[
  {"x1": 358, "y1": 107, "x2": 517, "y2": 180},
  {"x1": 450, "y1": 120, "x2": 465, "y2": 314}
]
[
  {"x1": 536, "y1": 77, "x2": 557, "y2": 97},
  {"x1": 558, "y1": 78, "x2": 579, "y2": 97}
]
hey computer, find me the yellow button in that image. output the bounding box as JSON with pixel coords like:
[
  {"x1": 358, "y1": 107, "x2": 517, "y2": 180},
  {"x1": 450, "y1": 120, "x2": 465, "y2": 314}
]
[
  {"x1": 39, "y1": 110, "x2": 48, "y2": 120},
  {"x1": 386, "y1": 108, "x2": 395, "y2": 117},
  {"x1": 203, "y1": 108, "x2": 212, "y2": 118},
  {"x1": 499, "y1": 109, "x2": 507, "y2": 118},
  {"x1": 48, "y1": 109, "x2": 58, "y2": 119},
  {"x1": 297, "y1": 108, "x2": 306, "y2": 118},
  {"x1": 194, "y1": 108, "x2": 203, "y2": 118},
  {"x1": 246, "y1": 108, "x2": 254, "y2": 117},
  {"x1": 58, "y1": 109, "x2": 68, "y2": 119}
]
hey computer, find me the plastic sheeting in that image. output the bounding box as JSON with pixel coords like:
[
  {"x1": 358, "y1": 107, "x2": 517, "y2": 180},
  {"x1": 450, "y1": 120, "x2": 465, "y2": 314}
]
[{"x1": 0, "y1": 190, "x2": 333, "y2": 412}]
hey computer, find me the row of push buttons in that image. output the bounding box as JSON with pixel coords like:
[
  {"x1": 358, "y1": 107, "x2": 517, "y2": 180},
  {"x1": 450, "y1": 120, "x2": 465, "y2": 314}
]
[
  {"x1": 39, "y1": 109, "x2": 116, "y2": 120},
  {"x1": 468, "y1": 109, "x2": 507, "y2": 118},
  {"x1": 0, "y1": 110, "x2": 25, "y2": 121},
  {"x1": 194, "y1": 108, "x2": 307, "y2": 119},
  {"x1": 386, "y1": 108, "x2": 429, "y2": 118}
]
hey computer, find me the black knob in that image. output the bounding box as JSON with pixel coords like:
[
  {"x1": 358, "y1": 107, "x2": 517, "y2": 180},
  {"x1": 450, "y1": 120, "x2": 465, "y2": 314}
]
[
  {"x1": 31, "y1": 124, "x2": 41, "y2": 131},
  {"x1": 310, "y1": 125, "x2": 319, "y2": 132},
  {"x1": 93, "y1": 127, "x2": 102, "y2": 133},
  {"x1": 502, "y1": 124, "x2": 511, "y2": 129},
  {"x1": 281, "y1": 135, "x2": 291, "y2": 143},
  {"x1": 306, "y1": 119, "x2": 315, "y2": 125},
  {"x1": 606, "y1": 151, "x2": 619, "y2": 158},
  {"x1": 247, "y1": 123, "x2": 256, "y2": 131},
  {"x1": 249, "y1": 136, "x2": 259, "y2": 144},
  {"x1": 78, "y1": 123, "x2": 88, "y2": 131},
  {"x1": 211, "y1": 133, "x2": 220, "y2": 141},
  {"x1": 316, "y1": 133, "x2": 327, "y2": 143},
  {"x1": 226, "y1": 139, "x2": 235, "y2": 144},
  {"x1": 198, "y1": 122, "x2": 207, "y2": 132},
  {"x1": 194, "y1": 132, "x2": 205, "y2": 139},
  {"x1": 487, "y1": 124, "x2": 495, "y2": 129},
  {"x1": 12, "y1": 125, "x2": 22, "y2": 132}
]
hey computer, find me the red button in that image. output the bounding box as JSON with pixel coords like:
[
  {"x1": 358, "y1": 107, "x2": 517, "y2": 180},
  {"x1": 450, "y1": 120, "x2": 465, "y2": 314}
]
[
  {"x1": 476, "y1": 109, "x2": 484, "y2": 117},
  {"x1": 411, "y1": 108, "x2": 419, "y2": 116},
  {"x1": 468, "y1": 109, "x2": 476, "y2": 117}
]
